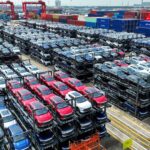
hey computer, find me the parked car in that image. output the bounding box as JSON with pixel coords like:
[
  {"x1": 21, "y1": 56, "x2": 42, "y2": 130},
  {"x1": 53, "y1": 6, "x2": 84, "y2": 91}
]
[
  {"x1": 7, "y1": 80, "x2": 24, "y2": 96},
  {"x1": 36, "y1": 130, "x2": 55, "y2": 147},
  {"x1": 39, "y1": 74, "x2": 56, "y2": 88},
  {"x1": 34, "y1": 85, "x2": 56, "y2": 104},
  {"x1": 98, "y1": 124, "x2": 107, "y2": 138},
  {"x1": 15, "y1": 89, "x2": 37, "y2": 109},
  {"x1": 77, "y1": 117, "x2": 93, "y2": 132},
  {"x1": 65, "y1": 78, "x2": 87, "y2": 92},
  {"x1": 24, "y1": 76, "x2": 41, "y2": 91},
  {"x1": 65, "y1": 91, "x2": 92, "y2": 114},
  {"x1": 0, "y1": 109, "x2": 17, "y2": 129},
  {"x1": 51, "y1": 81, "x2": 72, "y2": 98},
  {"x1": 57, "y1": 123, "x2": 75, "y2": 138},
  {"x1": 26, "y1": 101, "x2": 53, "y2": 128},
  {"x1": 25, "y1": 65, "x2": 41, "y2": 74},
  {"x1": 49, "y1": 95, "x2": 74, "y2": 121},
  {"x1": 54, "y1": 71, "x2": 70, "y2": 83},
  {"x1": 6, "y1": 124, "x2": 30, "y2": 150},
  {"x1": 81, "y1": 87, "x2": 107, "y2": 108},
  {"x1": 123, "y1": 101, "x2": 149, "y2": 118},
  {"x1": 0, "y1": 75, "x2": 5, "y2": 90}
]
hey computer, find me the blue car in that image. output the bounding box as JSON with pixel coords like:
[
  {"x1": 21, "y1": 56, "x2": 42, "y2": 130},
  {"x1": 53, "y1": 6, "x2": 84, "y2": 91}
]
[
  {"x1": 7, "y1": 124, "x2": 30, "y2": 150},
  {"x1": 0, "y1": 98, "x2": 6, "y2": 111}
]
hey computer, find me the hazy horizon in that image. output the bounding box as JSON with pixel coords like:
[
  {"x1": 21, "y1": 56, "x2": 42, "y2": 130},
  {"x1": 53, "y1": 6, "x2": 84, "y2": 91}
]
[{"x1": 12, "y1": 0, "x2": 148, "y2": 6}]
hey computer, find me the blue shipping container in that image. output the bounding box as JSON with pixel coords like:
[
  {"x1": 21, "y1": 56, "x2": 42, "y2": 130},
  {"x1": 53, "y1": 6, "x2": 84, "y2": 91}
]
[
  {"x1": 86, "y1": 22, "x2": 97, "y2": 28},
  {"x1": 139, "y1": 21, "x2": 150, "y2": 28}
]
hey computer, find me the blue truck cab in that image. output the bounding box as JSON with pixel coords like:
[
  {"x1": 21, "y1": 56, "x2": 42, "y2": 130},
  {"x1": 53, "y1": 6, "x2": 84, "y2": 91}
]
[{"x1": 7, "y1": 124, "x2": 30, "y2": 150}]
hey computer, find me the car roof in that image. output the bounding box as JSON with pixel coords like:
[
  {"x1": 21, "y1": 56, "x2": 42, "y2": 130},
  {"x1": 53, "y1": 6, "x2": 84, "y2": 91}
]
[
  {"x1": 18, "y1": 89, "x2": 30, "y2": 95},
  {"x1": 85, "y1": 87, "x2": 97, "y2": 93},
  {"x1": 0, "y1": 109, "x2": 11, "y2": 117},
  {"x1": 69, "y1": 78, "x2": 79, "y2": 83},
  {"x1": 54, "y1": 81, "x2": 65, "y2": 86},
  {"x1": 8, "y1": 124, "x2": 23, "y2": 136},
  {"x1": 51, "y1": 96, "x2": 63, "y2": 103},
  {"x1": 30, "y1": 101, "x2": 44, "y2": 110},
  {"x1": 37, "y1": 85, "x2": 49, "y2": 91},
  {"x1": 69, "y1": 91, "x2": 82, "y2": 97}
]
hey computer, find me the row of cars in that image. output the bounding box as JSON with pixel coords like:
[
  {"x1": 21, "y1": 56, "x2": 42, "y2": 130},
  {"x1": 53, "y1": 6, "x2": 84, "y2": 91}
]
[
  {"x1": 53, "y1": 45, "x2": 125, "y2": 81},
  {"x1": 0, "y1": 94, "x2": 31, "y2": 150},
  {"x1": 94, "y1": 54, "x2": 150, "y2": 119},
  {"x1": 0, "y1": 60, "x2": 41, "y2": 87},
  {"x1": 0, "y1": 60, "x2": 108, "y2": 149},
  {"x1": 0, "y1": 38, "x2": 20, "y2": 64},
  {"x1": 131, "y1": 37, "x2": 150, "y2": 56}
]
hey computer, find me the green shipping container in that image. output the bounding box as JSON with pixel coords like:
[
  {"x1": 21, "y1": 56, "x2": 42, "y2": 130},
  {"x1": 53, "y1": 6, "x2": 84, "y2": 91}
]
[{"x1": 85, "y1": 17, "x2": 97, "y2": 23}]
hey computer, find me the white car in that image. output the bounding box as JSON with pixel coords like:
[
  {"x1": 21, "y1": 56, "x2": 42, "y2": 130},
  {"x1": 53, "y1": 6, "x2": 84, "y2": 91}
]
[
  {"x1": 0, "y1": 76, "x2": 5, "y2": 89},
  {"x1": 0, "y1": 109, "x2": 17, "y2": 129},
  {"x1": 2, "y1": 69, "x2": 18, "y2": 79},
  {"x1": 25, "y1": 65, "x2": 41, "y2": 74},
  {"x1": 65, "y1": 91, "x2": 92, "y2": 114},
  {"x1": 12, "y1": 46, "x2": 20, "y2": 55},
  {"x1": 15, "y1": 67, "x2": 31, "y2": 77}
]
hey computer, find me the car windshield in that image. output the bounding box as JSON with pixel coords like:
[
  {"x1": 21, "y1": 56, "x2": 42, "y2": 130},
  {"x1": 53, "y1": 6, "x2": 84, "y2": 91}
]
[
  {"x1": 42, "y1": 89, "x2": 52, "y2": 95},
  {"x1": 35, "y1": 107, "x2": 48, "y2": 116},
  {"x1": 57, "y1": 102, "x2": 68, "y2": 109},
  {"x1": 61, "y1": 74, "x2": 69, "y2": 78},
  {"x1": 0, "y1": 80, "x2": 5, "y2": 85},
  {"x1": 4, "y1": 115, "x2": 14, "y2": 123},
  {"x1": 23, "y1": 94, "x2": 34, "y2": 101},
  {"x1": 32, "y1": 67, "x2": 38, "y2": 71},
  {"x1": 76, "y1": 97, "x2": 87, "y2": 103},
  {"x1": 13, "y1": 134, "x2": 26, "y2": 142},
  {"x1": 93, "y1": 92, "x2": 103, "y2": 98},
  {"x1": 12, "y1": 83, "x2": 22, "y2": 89},
  {"x1": 75, "y1": 81, "x2": 83, "y2": 87},
  {"x1": 45, "y1": 77, "x2": 54, "y2": 82},
  {"x1": 60, "y1": 85, "x2": 69, "y2": 91},
  {"x1": 31, "y1": 80, "x2": 39, "y2": 85}
]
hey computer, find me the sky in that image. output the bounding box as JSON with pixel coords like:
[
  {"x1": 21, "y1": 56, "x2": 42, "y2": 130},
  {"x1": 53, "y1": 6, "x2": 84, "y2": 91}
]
[{"x1": 13, "y1": 0, "x2": 148, "y2": 6}]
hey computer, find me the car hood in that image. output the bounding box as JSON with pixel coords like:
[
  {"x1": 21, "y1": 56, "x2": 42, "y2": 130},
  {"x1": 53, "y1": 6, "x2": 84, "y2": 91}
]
[
  {"x1": 58, "y1": 106, "x2": 74, "y2": 116},
  {"x1": 77, "y1": 101, "x2": 92, "y2": 109},
  {"x1": 60, "y1": 89, "x2": 72, "y2": 97},
  {"x1": 35, "y1": 113, "x2": 53, "y2": 123},
  {"x1": 0, "y1": 84, "x2": 6, "y2": 89},
  {"x1": 4, "y1": 120, "x2": 17, "y2": 128},
  {"x1": 14, "y1": 139, "x2": 30, "y2": 150},
  {"x1": 76, "y1": 86, "x2": 86, "y2": 92},
  {"x1": 31, "y1": 84, "x2": 41, "y2": 90},
  {"x1": 42, "y1": 94, "x2": 55, "y2": 102},
  {"x1": 23, "y1": 98, "x2": 36, "y2": 106},
  {"x1": 93, "y1": 96, "x2": 107, "y2": 104}
]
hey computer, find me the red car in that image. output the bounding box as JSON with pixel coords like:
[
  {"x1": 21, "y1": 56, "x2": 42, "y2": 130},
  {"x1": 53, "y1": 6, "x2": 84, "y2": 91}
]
[
  {"x1": 112, "y1": 49, "x2": 125, "y2": 57},
  {"x1": 54, "y1": 71, "x2": 70, "y2": 83},
  {"x1": 26, "y1": 101, "x2": 53, "y2": 128},
  {"x1": 34, "y1": 85, "x2": 56, "y2": 105},
  {"x1": 65, "y1": 78, "x2": 87, "y2": 92},
  {"x1": 51, "y1": 81, "x2": 72, "y2": 98},
  {"x1": 39, "y1": 74, "x2": 56, "y2": 88},
  {"x1": 114, "y1": 60, "x2": 129, "y2": 67},
  {"x1": 7, "y1": 80, "x2": 24, "y2": 96},
  {"x1": 81, "y1": 87, "x2": 107, "y2": 107},
  {"x1": 24, "y1": 76, "x2": 41, "y2": 91},
  {"x1": 49, "y1": 95, "x2": 74, "y2": 120},
  {"x1": 15, "y1": 89, "x2": 37, "y2": 108}
]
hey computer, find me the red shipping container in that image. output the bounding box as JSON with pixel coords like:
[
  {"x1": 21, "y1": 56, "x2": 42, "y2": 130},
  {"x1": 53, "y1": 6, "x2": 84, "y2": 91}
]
[
  {"x1": 70, "y1": 15, "x2": 78, "y2": 20},
  {"x1": 52, "y1": 18, "x2": 59, "y2": 22},
  {"x1": 105, "y1": 12, "x2": 114, "y2": 17},
  {"x1": 75, "y1": 20, "x2": 85, "y2": 26},
  {"x1": 67, "y1": 19, "x2": 76, "y2": 25}
]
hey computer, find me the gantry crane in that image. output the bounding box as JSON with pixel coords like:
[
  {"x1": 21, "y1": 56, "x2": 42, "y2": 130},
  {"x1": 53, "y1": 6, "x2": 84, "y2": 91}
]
[
  {"x1": 22, "y1": 0, "x2": 46, "y2": 19},
  {"x1": 0, "y1": 0, "x2": 16, "y2": 19}
]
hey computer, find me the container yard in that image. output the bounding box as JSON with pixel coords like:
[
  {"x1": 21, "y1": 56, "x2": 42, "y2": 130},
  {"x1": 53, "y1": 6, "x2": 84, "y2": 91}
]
[{"x1": 0, "y1": 0, "x2": 150, "y2": 150}]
